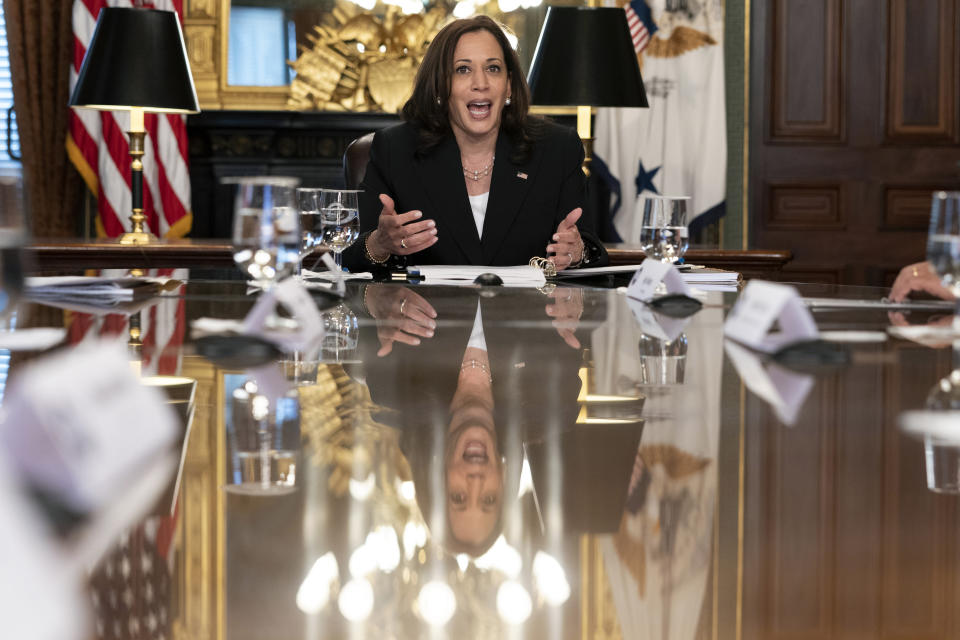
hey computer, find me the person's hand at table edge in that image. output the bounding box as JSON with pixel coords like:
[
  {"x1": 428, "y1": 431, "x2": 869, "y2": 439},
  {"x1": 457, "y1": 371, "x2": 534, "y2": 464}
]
[{"x1": 888, "y1": 261, "x2": 955, "y2": 303}]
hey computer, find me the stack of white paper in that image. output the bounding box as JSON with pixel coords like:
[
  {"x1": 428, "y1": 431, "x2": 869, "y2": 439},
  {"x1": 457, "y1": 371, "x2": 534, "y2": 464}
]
[
  {"x1": 680, "y1": 267, "x2": 741, "y2": 291},
  {"x1": 24, "y1": 275, "x2": 180, "y2": 314},
  {"x1": 25, "y1": 275, "x2": 174, "y2": 299}
]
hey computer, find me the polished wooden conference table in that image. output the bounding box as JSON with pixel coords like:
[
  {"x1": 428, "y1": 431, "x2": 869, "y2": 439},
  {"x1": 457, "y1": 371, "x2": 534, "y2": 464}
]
[
  {"x1": 25, "y1": 238, "x2": 792, "y2": 280},
  {"x1": 8, "y1": 267, "x2": 959, "y2": 640}
]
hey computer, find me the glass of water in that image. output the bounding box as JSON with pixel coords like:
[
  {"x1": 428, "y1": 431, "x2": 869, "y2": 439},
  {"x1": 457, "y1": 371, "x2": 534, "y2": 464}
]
[
  {"x1": 319, "y1": 189, "x2": 361, "y2": 271},
  {"x1": 638, "y1": 332, "x2": 688, "y2": 385},
  {"x1": 320, "y1": 303, "x2": 359, "y2": 362},
  {"x1": 927, "y1": 191, "x2": 960, "y2": 293},
  {"x1": 0, "y1": 169, "x2": 27, "y2": 328},
  {"x1": 225, "y1": 374, "x2": 300, "y2": 496},
  {"x1": 229, "y1": 176, "x2": 300, "y2": 288},
  {"x1": 926, "y1": 191, "x2": 960, "y2": 334},
  {"x1": 639, "y1": 195, "x2": 690, "y2": 263},
  {"x1": 296, "y1": 187, "x2": 325, "y2": 274}
]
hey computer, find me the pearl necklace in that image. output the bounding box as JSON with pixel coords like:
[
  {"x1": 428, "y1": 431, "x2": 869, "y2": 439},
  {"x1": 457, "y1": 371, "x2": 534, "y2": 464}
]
[{"x1": 462, "y1": 155, "x2": 494, "y2": 182}]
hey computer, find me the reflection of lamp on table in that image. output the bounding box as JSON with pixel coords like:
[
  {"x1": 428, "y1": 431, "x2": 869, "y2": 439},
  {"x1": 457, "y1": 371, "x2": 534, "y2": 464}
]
[
  {"x1": 68, "y1": 7, "x2": 199, "y2": 244},
  {"x1": 528, "y1": 6, "x2": 648, "y2": 177},
  {"x1": 141, "y1": 375, "x2": 198, "y2": 515}
]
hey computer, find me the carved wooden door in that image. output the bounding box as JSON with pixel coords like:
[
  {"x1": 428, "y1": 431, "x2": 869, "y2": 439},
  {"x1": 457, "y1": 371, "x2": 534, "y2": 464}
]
[{"x1": 749, "y1": 0, "x2": 960, "y2": 285}]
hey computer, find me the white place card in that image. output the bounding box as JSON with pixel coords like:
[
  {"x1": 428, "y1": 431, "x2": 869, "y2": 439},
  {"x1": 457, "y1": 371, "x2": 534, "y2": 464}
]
[
  {"x1": 723, "y1": 280, "x2": 818, "y2": 352},
  {"x1": 0, "y1": 458, "x2": 87, "y2": 640},
  {"x1": 626, "y1": 259, "x2": 692, "y2": 302},
  {"x1": 0, "y1": 341, "x2": 178, "y2": 513},
  {"x1": 625, "y1": 295, "x2": 691, "y2": 342},
  {"x1": 724, "y1": 340, "x2": 814, "y2": 426}
]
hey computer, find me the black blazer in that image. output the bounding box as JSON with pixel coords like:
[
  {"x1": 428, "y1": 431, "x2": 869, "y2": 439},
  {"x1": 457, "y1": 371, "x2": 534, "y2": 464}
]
[{"x1": 343, "y1": 121, "x2": 609, "y2": 271}]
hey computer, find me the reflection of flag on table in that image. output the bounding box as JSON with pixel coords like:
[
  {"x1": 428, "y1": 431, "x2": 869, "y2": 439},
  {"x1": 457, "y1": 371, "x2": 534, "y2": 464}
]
[
  {"x1": 67, "y1": 0, "x2": 192, "y2": 239},
  {"x1": 89, "y1": 516, "x2": 176, "y2": 640},
  {"x1": 66, "y1": 268, "x2": 187, "y2": 377},
  {"x1": 77, "y1": 267, "x2": 186, "y2": 640},
  {"x1": 595, "y1": 0, "x2": 726, "y2": 242}
]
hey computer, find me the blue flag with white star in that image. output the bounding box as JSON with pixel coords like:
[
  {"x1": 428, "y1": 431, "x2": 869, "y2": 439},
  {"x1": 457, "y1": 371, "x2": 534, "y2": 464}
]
[{"x1": 594, "y1": 0, "x2": 727, "y2": 241}]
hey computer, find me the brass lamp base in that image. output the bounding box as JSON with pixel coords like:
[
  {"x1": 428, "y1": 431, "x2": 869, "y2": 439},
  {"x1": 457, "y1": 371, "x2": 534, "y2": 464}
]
[
  {"x1": 121, "y1": 125, "x2": 156, "y2": 245},
  {"x1": 576, "y1": 105, "x2": 595, "y2": 177},
  {"x1": 119, "y1": 230, "x2": 157, "y2": 245},
  {"x1": 580, "y1": 136, "x2": 594, "y2": 178},
  {"x1": 119, "y1": 208, "x2": 157, "y2": 245}
]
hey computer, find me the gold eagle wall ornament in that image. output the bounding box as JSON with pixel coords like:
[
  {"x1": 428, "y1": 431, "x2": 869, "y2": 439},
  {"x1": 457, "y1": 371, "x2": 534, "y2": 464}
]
[
  {"x1": 287, "y1": 1, "x2": 450, "y2": 113},
  {"x1": 645, "y1": 24, "x2": 717, "y2": 59}
]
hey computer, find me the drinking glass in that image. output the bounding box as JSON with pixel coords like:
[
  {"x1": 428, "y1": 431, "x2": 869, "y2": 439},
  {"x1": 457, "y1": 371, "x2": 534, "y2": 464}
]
[
  {"x1": 229, "y1": 176, "x2": 301, "y2": 288},
  {"x1": 320, "y1": 303, "x2": 359, "y2": 362},
  {"x1": 639, "y1": 195, "x2": 690, "y2": 263},
  {"x1": 225, "y1": 375, "x2": 300, "y2": 496},
  {"x1": 638, "y1": 332, "x2": 688, "y2": 385},
  {"x1": 296, "y1": 187, "x2": 325, "y2": 274},
  {"x1": 923, "y1": 436, "x2": 960, "y2": 493},
  {"x1": 0, "y1": 169, "x2": 27, "y2": 328},
  {"x1": 926, "y1": 192, "x2": 960, "y2": 327},
  {"x1": 319, "y1": 189, "x2": 361, "y2": 271},
  {"x1": 925, "y1": 364, "x2": 960, "y2": 493},
  {"x1": 282, "y1": 350, "x2": 320, "y2": 386}
]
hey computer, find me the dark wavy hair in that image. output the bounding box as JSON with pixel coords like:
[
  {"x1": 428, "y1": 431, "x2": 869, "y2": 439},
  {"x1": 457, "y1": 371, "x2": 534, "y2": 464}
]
[{"x1": 401, "y1": 15, "x2": 543, "y2": 164}]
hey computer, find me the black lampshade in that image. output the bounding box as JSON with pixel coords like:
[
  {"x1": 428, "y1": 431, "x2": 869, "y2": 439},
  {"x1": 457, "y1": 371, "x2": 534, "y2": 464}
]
[
  {"x1": 69, "y1": 7, "x2": 199, "y2": 113},
  {"x1": 528, "y1": 6, "x2": 648, "y2": 108}
]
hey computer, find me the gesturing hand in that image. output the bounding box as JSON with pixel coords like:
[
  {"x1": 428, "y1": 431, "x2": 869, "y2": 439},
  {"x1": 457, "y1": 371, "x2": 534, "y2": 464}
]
[
  {"x1": 546, "y1": 208, "x2": 585, "y2": 271},
  {"x1": 367, "y1": 194, "x2": 438, "y2": 257},
  {"x1": 545, "y1": 286, "x2": 584, "y2": 349},
  {"x1": 364, "y1": 284, "x2": 438, "y2": 357}
]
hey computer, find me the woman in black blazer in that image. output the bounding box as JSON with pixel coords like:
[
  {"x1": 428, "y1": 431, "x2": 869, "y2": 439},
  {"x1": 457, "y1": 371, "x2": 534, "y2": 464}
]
[{"x1": 343, "y1": 15, "x2": 609, "y2": 272}]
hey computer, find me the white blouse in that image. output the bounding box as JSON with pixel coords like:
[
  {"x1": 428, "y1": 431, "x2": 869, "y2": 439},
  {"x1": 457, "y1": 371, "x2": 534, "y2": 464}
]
[{"x1": 467, "y1": 191, "x2": 489, "y2": 239}]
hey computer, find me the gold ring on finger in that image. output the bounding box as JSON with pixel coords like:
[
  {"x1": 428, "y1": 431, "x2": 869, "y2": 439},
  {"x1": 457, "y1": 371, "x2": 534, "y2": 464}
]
[
  {"x1": 401, "y1": 238, "x2": 407, "y2": 249},
  {"x1": 399, "y1": 299, "x2": 406, "y2": 315}
]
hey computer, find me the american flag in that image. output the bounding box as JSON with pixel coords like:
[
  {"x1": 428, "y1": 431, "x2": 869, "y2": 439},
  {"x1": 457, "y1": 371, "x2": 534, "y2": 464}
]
[
  {"x1": 67, "y1": 0, "x2": 193, "y2": 239},
  {"x1": 625, "y1": 0, "x2": 659, "y2": 54}
]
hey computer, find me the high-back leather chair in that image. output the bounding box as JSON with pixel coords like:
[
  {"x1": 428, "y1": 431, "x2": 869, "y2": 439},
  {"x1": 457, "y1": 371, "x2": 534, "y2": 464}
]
[{"x1": 343, "y1": 132, "x2": 375, "y2": 189}]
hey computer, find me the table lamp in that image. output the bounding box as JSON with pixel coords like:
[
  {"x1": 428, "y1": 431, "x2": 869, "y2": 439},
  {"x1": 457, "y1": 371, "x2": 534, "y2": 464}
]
[
  {"x1": 69, "y1": 7, "x2": 199, "y2": 244},
  {"x1": 528, "y1": 6, "x2": 648, "y2": 177}
]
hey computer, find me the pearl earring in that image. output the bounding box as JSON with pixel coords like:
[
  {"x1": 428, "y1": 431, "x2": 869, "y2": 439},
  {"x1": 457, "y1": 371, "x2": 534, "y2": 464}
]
[
  {"x1": 505, "y1": 97, "x2": 512, "y2": 106},
  {"x1": 436, "y1": 97, "x2": 441, "y2": 105}
]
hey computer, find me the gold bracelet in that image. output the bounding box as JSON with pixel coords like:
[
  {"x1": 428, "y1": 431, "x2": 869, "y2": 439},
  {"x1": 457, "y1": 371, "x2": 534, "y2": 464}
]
[
  {"x1": 460, "y1": 358, "x2": 492, "y2": 382},
  {"x1": 363, "y1": 231, "x2": 390, "y2": 264},
  {"x1": 569, "y1": 237, "x2": 586, "y2": 268},
  {"x1": 361, "y1": 285, "x2": 375, "y2": 317}
]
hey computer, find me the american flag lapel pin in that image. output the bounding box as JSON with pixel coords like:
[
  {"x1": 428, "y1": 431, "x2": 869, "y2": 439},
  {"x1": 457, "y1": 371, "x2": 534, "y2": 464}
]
[{"x1": 516, "y1": 171, "x2": 528, "y2": 180}]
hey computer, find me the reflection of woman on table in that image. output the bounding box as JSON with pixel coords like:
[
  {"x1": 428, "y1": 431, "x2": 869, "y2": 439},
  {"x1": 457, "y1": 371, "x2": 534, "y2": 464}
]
[
  {"x1": 344, "y1": 16, "x2": 608, "y2": 272},
  {"x1": 357, "y1": 285, "x2": 586, "y2": 555}
]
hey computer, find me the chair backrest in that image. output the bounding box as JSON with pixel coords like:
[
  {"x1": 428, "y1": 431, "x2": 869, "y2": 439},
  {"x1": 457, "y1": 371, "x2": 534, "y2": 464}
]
[{"x1": 343, "y1": 132, "x2": 376, "y2": 189}]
